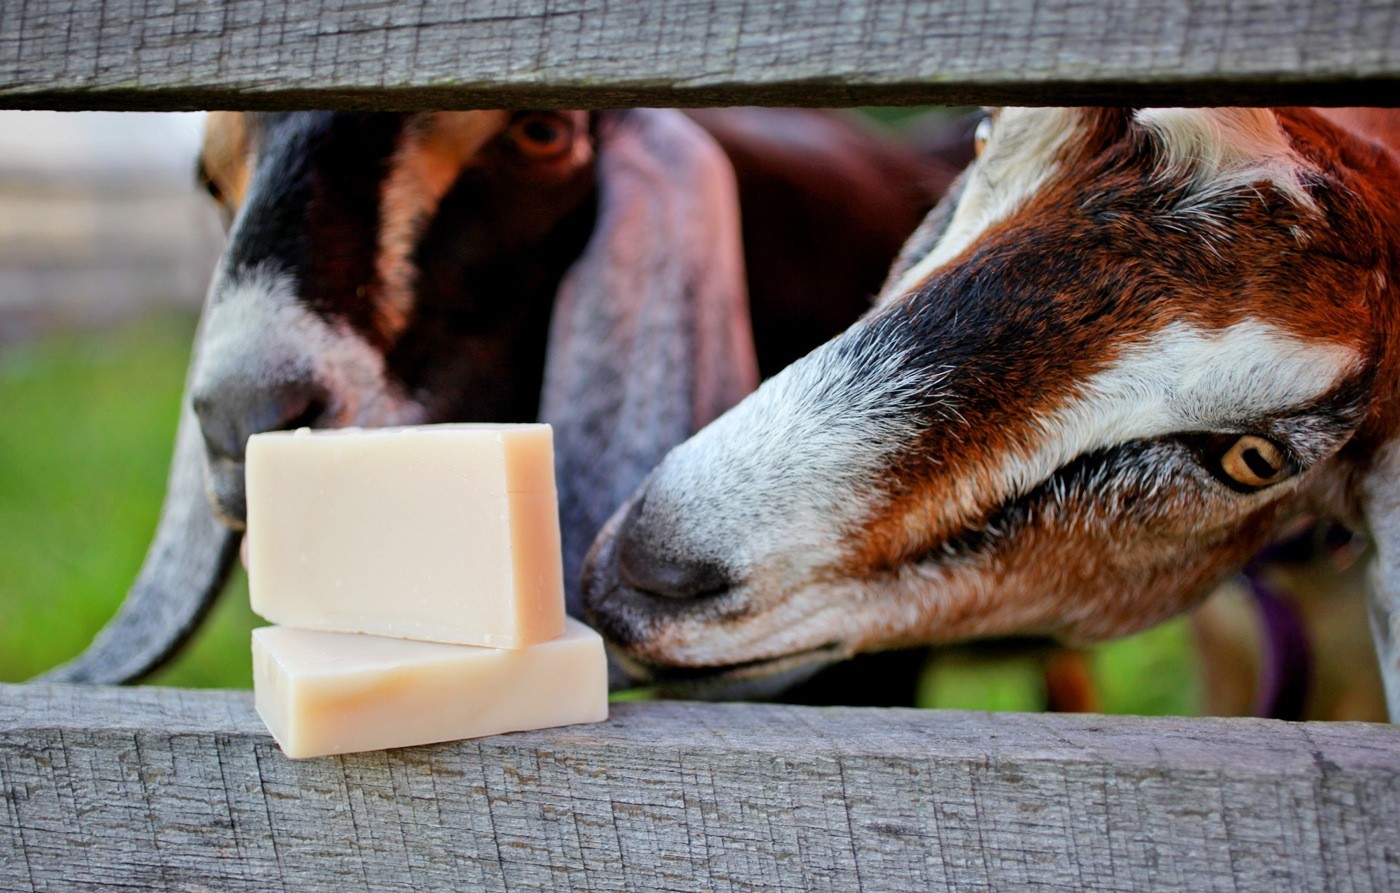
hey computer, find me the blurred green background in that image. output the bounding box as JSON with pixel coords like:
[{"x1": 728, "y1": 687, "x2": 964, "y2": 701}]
[
  {"x1": 0, "y1": 315, "x2": 261, "y2": 687},
  {"x1": 0, "y1": 108, "x2": 1201, "y2": 714}
]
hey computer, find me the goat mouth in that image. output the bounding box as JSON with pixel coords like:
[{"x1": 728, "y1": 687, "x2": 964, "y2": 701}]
[
  {"x1": 204, "y1": 460, "x2": 248, "y2": 531},
  {"x1": 614, "y1": 641, "x2": 850, "y2": 698}
]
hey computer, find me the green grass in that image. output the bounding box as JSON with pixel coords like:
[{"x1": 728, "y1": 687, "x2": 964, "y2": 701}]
[
  {"x1": 0, "y1": 315, "x2": 260, "y2": 687},
  {"x1": 917, "y1": 650, "x2": 1051, "y2": 714},
  {"x1": 0, "y1": 314, "x2": 1201, "y2": 713},
  {"x1": 914, "y1": 622, "x2": 1201, "y2": 715},
  {"x1": 1093, "y1": 618, "x2": 1201, "y2": 716}
]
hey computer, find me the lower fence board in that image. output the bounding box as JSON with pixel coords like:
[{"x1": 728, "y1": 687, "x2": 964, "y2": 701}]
[{"x1": 1, "y1": 683, "x2": 1397, "y2": 891}]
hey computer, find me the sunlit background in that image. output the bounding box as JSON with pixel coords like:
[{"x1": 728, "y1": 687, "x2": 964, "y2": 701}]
[{"x1": 0, "y1": 109, "x2": 1199, "y2": 712}]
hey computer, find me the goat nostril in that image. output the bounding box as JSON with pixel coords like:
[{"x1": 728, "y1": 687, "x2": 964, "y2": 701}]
[
  {"x1": 617, "y1": 543, "x2": 731, "y2": 600},
  {"x1": 193, "y1": 395, "x2": 241, "y2": 462},
  {"x1": 614, "y1": 502, "x2": 730, "y2": 600},
  {"x1": 194, "y1": 381, "x2": 329, "y2": 462},
  {"x1": 281, "y1": 394, "x2": 326, "y2": 431}
]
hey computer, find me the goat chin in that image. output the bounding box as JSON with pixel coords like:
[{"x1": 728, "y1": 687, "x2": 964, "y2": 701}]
[{"x1": 618, "y1": 646, "x2": 842, "y2": 700}]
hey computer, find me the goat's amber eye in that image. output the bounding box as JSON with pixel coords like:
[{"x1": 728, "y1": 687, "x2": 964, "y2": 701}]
[
  {"x1": 1215, "y1": 435, "x2": 1294, "y2": 492},
  {"x1": 974, "y1": 116, "x2": 992, "y2": 157},
  {"x1": 510, "y1": 113, "x2": 573, "y2": 159}
]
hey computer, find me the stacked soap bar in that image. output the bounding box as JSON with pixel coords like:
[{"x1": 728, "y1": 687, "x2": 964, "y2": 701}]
[
  {"x1": 246, "y1": 424, "x2": 608, "y2": 759},
  {"x1": 252, "y1": 620, "x2": 605, "y2": 760}
]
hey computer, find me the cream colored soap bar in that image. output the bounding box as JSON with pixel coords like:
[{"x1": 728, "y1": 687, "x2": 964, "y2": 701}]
[
  {"x1": 246, "y1": 424, "x2": 565, "y2": 648},
  {"x1": 253, "y1": 619, "x2": 608, "y2": 758}
]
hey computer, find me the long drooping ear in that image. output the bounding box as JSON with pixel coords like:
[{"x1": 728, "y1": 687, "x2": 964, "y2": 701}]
[
  {"x1": 37, "y1": 293, "x2": 240, "y2": 684},
  {"x1": 541, "y1": 109, "x2": 758, "y2": 617}
]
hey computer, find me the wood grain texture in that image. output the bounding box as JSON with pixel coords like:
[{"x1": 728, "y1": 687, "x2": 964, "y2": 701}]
[
  {"x1": 2, "y1": 683, "x2": 1398, "y2": 891},
  {"x1": 0, "y1": 0, "x2": 1397, "y2": 110}
]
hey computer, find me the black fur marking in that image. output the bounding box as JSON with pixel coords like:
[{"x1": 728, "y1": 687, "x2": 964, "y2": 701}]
[
  {"x1": 923, "y1": 406, "x2": 1359, "y2": 565},
  {"x1": 924, "y1": 441, "x2": 1165, "y2": 563},
  {"x1": 388, "y1": 128, "x2": 598, "y2": 422},
  {"x1": 225, "y1": 113, "x2": 405, "y2": 344}
]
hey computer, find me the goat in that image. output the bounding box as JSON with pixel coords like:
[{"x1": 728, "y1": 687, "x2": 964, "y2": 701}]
[
  {"x1": 43, "y1": 108, "x2": 952, "y2": 684},
  {"x1": 582, "y1": 107, "x2": 1400, "y2": 718}
]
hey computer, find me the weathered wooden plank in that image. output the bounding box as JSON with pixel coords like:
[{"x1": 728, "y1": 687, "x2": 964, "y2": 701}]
[
  {"x1": 1, "y1": 683, "x2": 1397, "y2": 891},
  {"x1": 0, "y1": 0, "x2": 1397, "y2": 111}
]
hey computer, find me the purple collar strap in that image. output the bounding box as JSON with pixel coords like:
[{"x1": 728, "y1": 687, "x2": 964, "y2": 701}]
[{"x1": 1242, "y1": 572, "x2": 1314, "y2": 722}]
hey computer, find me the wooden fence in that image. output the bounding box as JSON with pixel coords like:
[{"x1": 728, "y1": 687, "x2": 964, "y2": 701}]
[
  {"x1": 1, "y1": 0, "x2": 1397, "y2": 109},
  {"x1": 2, "y1": 0, "x2": 1399, "y2": 889},
  {"x1": 5, "y1": 683, "x2": 1399, "y2": 891}
]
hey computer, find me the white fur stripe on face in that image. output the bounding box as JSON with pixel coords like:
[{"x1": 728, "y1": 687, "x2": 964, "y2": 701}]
[
  {"x1": 637, "y1": 108, "x2": 1345, "y2": 578},
  {"x1": 1133, "y1": 108, "x2": 1317, "y2": 213},
  {"x1": 888, "y1": 108, "x2": 1317, "y2": 305},
  {"x1": 998, "y1": 320, "x2": 1361, "y2": 497},
  {"x1": 638, "y1": 332, "x2": 930, "y2": 572},
  {"x1": 375, "y1": 111, "x2": 510, "y2": 340},
  {"x1": 639, "y1": 317, "x2": 1359, "y2": 575},
  {"x1": 885, "y1": 108, "x2": 1083, "y2": 302}
]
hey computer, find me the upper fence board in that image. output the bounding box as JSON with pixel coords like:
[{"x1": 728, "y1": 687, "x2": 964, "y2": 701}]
[{"x1": 0, "y1": 0, "x2": 1397, "y2": 110}]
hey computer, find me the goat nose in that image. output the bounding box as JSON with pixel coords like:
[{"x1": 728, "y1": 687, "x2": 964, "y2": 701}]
[
  {"x1": 192, "y1": 379, "x2": 328, "y2": 462},
  {"x1": 614, "y1": 496, "x2": 731, "y2": 600}
]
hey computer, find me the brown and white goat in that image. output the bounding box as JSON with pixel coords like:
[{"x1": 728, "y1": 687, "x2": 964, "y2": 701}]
[
  {"x1": 583, "y1": 107, "x2": 1400, "y2": 717},
  {"x1": 45, "y1": 108, "x2": 952, "y2": 684}
]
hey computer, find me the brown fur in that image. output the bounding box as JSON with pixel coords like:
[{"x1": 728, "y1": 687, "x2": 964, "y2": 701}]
[
  {"x1": 581, "y1": 108, "x2": 1400, "y2": 700},
  {"x1": 199, "y1": 111, "x2": 251, "y2": 211},
  {"x1": 373, "y1": 111, "x2": 516, "y2": 342},
  {"x1": 846, "y1": 109, "x2": 1392, "y2": 634}
]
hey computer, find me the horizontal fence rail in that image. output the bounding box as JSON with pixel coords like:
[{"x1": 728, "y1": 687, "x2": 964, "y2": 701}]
[
  {"x1": 1, "y1": 683, "x2": 1398, "y2": 892},
  {"x1": 4, "y1": 3, "x2": 1398, "y2": 891},
  {"x1": 1, "y1": 0, "x2": 1398, "y2": 110}
]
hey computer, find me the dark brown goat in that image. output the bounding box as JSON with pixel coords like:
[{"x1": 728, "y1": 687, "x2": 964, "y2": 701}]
[{"x1": 44, "y1": 108, "x2": 957, "y2": 685}]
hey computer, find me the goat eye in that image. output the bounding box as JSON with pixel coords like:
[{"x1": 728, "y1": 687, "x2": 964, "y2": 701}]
[
  {"x1": 974, "y1": 116, "x2": 992, "y2": 157},
  {"x1": 1212, "y1": 435, "x2": 1295, "y2": 492},
  {"x1": 196, "y1": 165, "x2": 224, "y2": 204},
  {"x1": 510, "y1": 113, "x2": 573, "y2": 159}
]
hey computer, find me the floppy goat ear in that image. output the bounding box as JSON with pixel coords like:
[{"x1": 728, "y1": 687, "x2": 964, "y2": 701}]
[
  {"x1": 541, "y1": 109, "x2": 758, "y2": 617},
  {"x1": 37, "y1": 287, "x2": 240, "y2": 684}
]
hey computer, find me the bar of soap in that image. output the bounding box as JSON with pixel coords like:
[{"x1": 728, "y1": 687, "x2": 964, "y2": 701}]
[
  {"x1": 246, "y1": 424, "x2": 565, "y2": 648},
  {"x1": 253, "y1": 618, "x2": 608, "y2": 758}
]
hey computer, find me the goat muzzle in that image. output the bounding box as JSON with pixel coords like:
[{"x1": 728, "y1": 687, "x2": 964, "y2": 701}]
[
  {"x1": 612, "y1": 494, "x2": 733, "y2": 601},
  {"x1": 191, "y1": 376, "x2": 330, "y2": 526}
]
